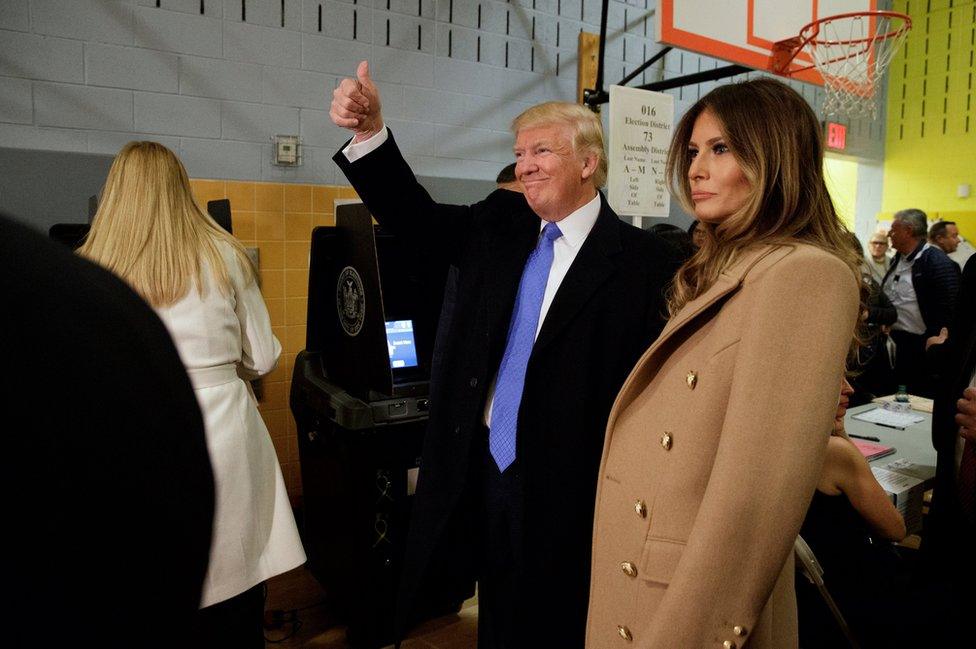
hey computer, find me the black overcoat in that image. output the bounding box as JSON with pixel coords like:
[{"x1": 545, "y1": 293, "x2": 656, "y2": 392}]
[
  {"x1": 334, "y1": 133, "x2": 678, "y2": 647},
  {"x1": 927, "y1": 255, "x2": 976, "y2": 556}
]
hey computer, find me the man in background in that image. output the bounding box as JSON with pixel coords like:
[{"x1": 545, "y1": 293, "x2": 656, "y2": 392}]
[
  {"x1": 495, "y1": 162, "x2": 521, "y2": 192},
  {"x1": 865, "y1": 229, "x2": 891, "y2": 284},
  {"x1": 882, "y1": 208, "x2": 960, "y2": 396},
  {"x1": 929, "y1": 220, "x2": 961, "y2": 256},
  {"x1": 929, "y1": 220, "x2": 963, "y2": 272}
]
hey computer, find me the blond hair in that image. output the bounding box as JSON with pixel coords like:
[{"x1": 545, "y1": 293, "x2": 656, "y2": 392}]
[
  {"x1": 79, "y1": 141, "x2": 254, "y2": 307},
  {"x1": 665, "y1": 78, "x2": 861, "y2": 316},
  {"x1": 512, "y1": 101, "x2": 608, "y2": 188}
]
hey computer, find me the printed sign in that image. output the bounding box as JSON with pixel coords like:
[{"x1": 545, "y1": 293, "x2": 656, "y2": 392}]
[{"x1": 607, "y1": 85, "x2": 674, "y2": 219}]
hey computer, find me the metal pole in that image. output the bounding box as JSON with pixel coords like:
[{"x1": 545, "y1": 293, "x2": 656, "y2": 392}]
[
  {"x1": 594, "y1": 0, "x2": 610, "y2": 96},
  {"x1": 618, "y1": 46, "x2": 672, "y2": 88},
  {"x1": 635, "y1": 65, "x2": 749, "y2": 93}
]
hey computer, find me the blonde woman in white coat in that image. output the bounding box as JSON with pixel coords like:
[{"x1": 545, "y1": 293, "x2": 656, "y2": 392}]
[{"x1": 80, "y1": 141, "x2": 305, "y2": 647}]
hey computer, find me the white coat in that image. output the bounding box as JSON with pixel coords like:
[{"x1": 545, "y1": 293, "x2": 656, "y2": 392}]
[{"x1": 155, "y1": 241, "x2": 306, "y2": 607}]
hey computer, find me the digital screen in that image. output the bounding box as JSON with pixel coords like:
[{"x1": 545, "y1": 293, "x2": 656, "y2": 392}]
[{"x1": 385, "y1": 320, "x2": 418, "y2": 369}]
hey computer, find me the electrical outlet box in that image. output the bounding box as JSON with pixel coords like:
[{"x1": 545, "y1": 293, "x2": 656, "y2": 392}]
[{"x1": 272, "y1": 135, "x2": 302, "y2": 166}]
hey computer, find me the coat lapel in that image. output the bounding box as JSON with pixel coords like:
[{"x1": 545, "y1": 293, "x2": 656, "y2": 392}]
[
  {"x1": 483, "y1": 204, "x2": 541, "y2": 354},
  {"x1": 532, "y1": 195, "x2": 620, "y2": 353},
  {"x1": 604, "y1": 245, "x2": 786, "y2": 435}
]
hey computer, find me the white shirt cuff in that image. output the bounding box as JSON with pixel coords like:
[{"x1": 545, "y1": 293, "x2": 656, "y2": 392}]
[{"x1": 341, "y1": 125, "x2": 389, "y2": 163}]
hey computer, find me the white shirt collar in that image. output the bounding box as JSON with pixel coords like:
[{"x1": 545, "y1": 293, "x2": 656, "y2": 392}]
[{"x1": 540, "y1": 192, "x2": 601, "y2": 248}]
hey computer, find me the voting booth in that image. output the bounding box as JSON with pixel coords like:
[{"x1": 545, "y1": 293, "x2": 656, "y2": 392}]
[{"x1": 290, "y1": 204, "x2": 469, "y2": 647}]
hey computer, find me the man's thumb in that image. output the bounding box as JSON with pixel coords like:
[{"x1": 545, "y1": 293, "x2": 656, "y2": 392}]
[{"x1": 357, "y1": 60, "x2": 373, "y2": 88}]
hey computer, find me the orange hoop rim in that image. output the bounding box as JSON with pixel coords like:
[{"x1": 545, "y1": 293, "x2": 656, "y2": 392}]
[
  {"x1": 774, "y1": 9, "x2": 912, "y2": 78},
  {"x1": 799, "y1": 10, "x2": 912, "y2": 48}
]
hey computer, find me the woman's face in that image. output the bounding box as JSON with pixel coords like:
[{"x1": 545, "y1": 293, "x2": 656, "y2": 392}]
[
  {"x1": 686, "y1": 110, "x2": 752, "y2": 224},
  {"x1": 834, "y1": 377, "x2": 854, "y2": 433}
]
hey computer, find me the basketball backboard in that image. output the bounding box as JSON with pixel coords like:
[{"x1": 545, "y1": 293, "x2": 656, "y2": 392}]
[{"x1": 657, "y1": 0, "x2": 877, "y2": 85}]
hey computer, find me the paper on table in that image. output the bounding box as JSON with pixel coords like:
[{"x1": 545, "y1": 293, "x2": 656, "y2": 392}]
[
  {"x1": 872, "y1": 466, "x2": 925, "y2": 492},
  {"x1": 872, "y1": 393, "x2": 934, "y2": 413},
  {"x1": 852, "y1": 406, "x2": 926, "y2": 429},
  {"x1": 880, "y1": 458, "x2": 932, "y2": 481}
]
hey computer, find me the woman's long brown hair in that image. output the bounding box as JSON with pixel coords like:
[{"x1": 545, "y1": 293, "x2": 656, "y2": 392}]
[{"x1": 665, "y1": 78, "x2": 861, "y2": 318}]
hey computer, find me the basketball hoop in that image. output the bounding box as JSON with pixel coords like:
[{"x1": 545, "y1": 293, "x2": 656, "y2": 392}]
[{"x1": 772, "y1": 10, "x2": 912, "y2": 119}]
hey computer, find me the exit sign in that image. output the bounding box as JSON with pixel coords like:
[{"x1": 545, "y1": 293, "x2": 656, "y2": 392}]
[{"x1": 826, "y1": 122, "x2": 847, "y2": 150}]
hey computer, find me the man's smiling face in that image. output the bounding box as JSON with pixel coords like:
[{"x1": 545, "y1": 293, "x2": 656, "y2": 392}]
[{"x1": 514, "y1": 123, "x2": 595, "y2": 222}]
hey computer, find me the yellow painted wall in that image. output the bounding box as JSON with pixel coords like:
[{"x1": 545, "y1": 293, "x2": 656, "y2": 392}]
[
  {"x1": 883, "y1": 0, "x2": 976, "y2": 239},
  {"x1": 824, "y1": 156, "x2": 858, "y2": 229}
]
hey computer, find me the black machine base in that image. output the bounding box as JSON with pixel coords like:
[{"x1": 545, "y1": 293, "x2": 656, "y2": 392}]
[{"x1": 290, "y1": 351, "x2": 470, "y2": 648}]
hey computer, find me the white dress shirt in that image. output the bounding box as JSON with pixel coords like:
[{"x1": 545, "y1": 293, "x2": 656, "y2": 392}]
[
  {"x1": 342, "y1": 124, "x2": 391, "y2": 161},
  {"x1": 341, "y1": 127, "x2": 601, "y2": 428}
]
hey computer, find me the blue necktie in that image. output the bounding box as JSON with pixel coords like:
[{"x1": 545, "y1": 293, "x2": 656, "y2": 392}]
[{"x1": 489, "y1": 222, "x2": 563, "y2": 472}]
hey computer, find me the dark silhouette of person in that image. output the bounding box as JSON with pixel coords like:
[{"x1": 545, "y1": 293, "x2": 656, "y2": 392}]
[{"x1": 2, "y1": 213, "x2": 215, "y2": 648}]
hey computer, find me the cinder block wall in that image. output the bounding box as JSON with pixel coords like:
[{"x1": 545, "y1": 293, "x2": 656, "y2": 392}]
[
  {"x1": 0, "y1": 0, "x2": 887, "y2": 186},
  {"x1": 2, "y1": 0, "x2": 596, "y2": 183}
]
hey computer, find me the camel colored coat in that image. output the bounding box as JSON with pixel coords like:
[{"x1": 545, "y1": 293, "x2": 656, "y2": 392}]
[{"x1": 586, "y1": 243, "x2": 860, "y2": 649}]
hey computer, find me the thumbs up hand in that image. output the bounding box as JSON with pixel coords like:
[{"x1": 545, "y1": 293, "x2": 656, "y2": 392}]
[{"x1": 330, "y1": 60, "x2": 383, "y2": 142}]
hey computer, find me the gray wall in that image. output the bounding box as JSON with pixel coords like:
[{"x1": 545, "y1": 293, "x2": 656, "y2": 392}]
[
  {"x1": 0, "y1": 144, "x2": 493, "y2": 233},
  {"x1": 0, "y1": 147, "x2": 112, "y2": 233},
  {"x1": 0, "y1": 0, "x2": 889, "y2": 230}
]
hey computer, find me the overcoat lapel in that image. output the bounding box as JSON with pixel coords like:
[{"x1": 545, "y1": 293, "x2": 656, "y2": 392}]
[
  {"x1": 604, "y1": 245, "x2": 786, "y2": 437},
  {"x1": 483, "y1": 208, "x2": 542, "y2": 353},
  {"x1": 533, "y1": 197, "x2": 620, "y2": 353}
]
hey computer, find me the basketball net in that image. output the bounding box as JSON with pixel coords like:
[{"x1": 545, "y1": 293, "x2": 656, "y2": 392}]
[{"x1": 774, "y1": 11, "x2": 912, "y2": 120}]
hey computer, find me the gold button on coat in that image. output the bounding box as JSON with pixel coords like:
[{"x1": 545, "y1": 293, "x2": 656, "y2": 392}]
[
  {"x1": 617, "y1": 625, "x2": 633, "y2": 641},
  {"x1": 723, "y1": 641, "x2": 737, "y2": 649},
  {"x1": 660, "y1": 432, "x2": 673, "y2": 451},
  {"x1": 621, "y1": 561, "x2": 637, "y2": 577},
  {"x1": 634, "y1": 499, "x2": 647, "y2": 518},
  {"x1": 686, "y1": 370, "x2": 698, "y2": 389},
  {"x1": 733, "y1": 625, "x2": 746, "y2": 636}
]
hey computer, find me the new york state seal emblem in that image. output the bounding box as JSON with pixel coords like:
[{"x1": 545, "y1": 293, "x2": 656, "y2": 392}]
[{"x1": 336, "y1": 266, "x2": 365, "y2": 336}]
